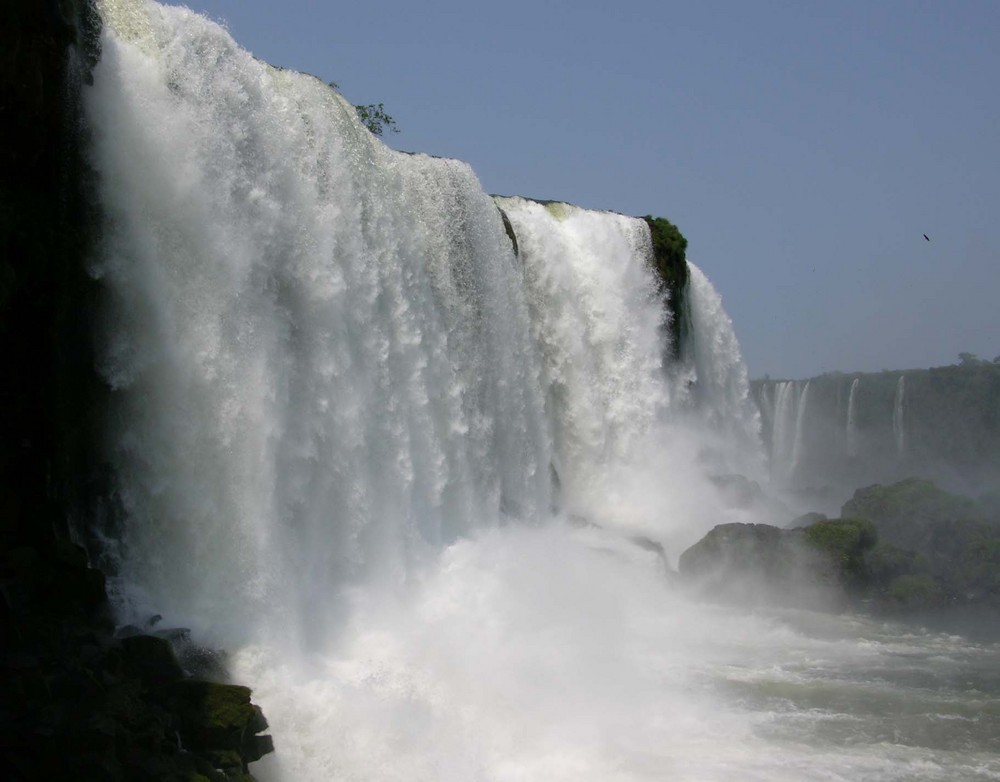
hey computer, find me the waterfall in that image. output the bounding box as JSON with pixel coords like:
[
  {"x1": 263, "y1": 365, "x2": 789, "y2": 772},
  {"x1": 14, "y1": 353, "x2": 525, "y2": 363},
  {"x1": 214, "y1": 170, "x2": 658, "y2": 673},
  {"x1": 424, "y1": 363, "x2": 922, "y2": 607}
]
[
  {"x1": 88, "y1": 0, "x2": 553, "y2": 643},
  {"x1": 492, "y1": 197, "x2": 736, "y2": 535},
  {"x1": 846, "y1": 377, "x2": 860, "y2": 457},
  {"x1": 893, "y1": 375, "x2": 906, "y2": 457},
  {"x1": 790, "y1": 380, "x2": 810, "y2": 476},
  {"x1": 756, "y1": 382, "x2": 774, "y2": 432},
  {"x1": 683, "y1": 262, "x2": 763, "y2": 473},
  {"x1": 769, "y1": 381, "x2": 797, "y2": 482},
  {"x1": 84, "y1": 2, "x2": 786, "y2": 780},
  {"x1": 765, "y1": 379, "x2": 808, "y2": 485}
]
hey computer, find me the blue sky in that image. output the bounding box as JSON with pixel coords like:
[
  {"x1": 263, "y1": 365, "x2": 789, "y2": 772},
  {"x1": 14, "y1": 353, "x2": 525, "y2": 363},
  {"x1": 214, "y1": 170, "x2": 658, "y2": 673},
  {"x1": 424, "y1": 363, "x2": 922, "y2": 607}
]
[{"x1": 162, "y1": 0, "x2": 999, "y2": 379}]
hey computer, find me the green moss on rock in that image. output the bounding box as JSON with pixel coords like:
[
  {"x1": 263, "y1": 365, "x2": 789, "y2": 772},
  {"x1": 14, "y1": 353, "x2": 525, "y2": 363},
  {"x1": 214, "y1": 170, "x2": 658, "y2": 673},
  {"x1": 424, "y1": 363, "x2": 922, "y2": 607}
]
[
  {"x1": 842, "y1": 478, "x2": 979, "y2": 524},
  {"x1": 803, "y1": 517, "x2": 877, "y2": 587},
  {"x1": 678, "y1": 522, "x2": 845, "y2": 608},
  {"x1": 163, "y1": 680, "x2": 273, "y2": 773},
  {"x1": 122, "y1": 634, "x2": 186, "y2": 686},
  {"x1": 642, "y1": 215, "x2": 689, "y2": 358},
  {"x1": 841, "y1": 478, "x2": 1000, "y2": 609},
  {"x1": 887, "y1": 574, "x2": 943, "y2": 608}
]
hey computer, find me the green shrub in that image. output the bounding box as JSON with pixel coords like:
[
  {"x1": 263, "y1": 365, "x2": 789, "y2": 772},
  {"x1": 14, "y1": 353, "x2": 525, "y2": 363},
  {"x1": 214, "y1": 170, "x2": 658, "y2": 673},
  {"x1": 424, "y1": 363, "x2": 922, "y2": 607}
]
[
  {"x1": 803, "y1": 517, "x2": 877, "y2": 585},
  {"x1": 642, "y1": 216, "x2": 688, "y2": 357},
  {"x1": 888, "y1": 574, "x2": 942, "y2": 607}
]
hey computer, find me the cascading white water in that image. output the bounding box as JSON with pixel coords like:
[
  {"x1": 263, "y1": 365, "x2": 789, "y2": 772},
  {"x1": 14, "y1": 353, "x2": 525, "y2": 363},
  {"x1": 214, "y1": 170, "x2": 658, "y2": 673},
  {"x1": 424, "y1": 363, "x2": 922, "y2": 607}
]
[
  {"x1": 492, "y1": 199, "x2": 667, "y2": 503},
  {"x1": 893, "y1": 375, "x2": 906, "y2": 457},
  {"x1": 83, "y1": 3, "x2": 1000, "y2": 781},
  {"x1": 88, "y1": 0, "x2": 553, "y2": 647},
  {"x1": 789, "y1": 380, "x2": 810, "y2": 476},
  {"x1": 766, "y1": 379, "x2": 808, "y2": 485},
  {"x1": 770, "y1": 380, "x2": 798, "y2": 482},
  {"x1": 683, "y1": 262, "x2": 764, "y2": 474},
  {"x1": 756, "y1": 382, "x2": 774, "y2": 432},
  {"x1": 492, "y1": 197, "x2": 731, "y2": 541},
  {"x1": 846, "y1": 377, "x2": 860, "y2": 457}
]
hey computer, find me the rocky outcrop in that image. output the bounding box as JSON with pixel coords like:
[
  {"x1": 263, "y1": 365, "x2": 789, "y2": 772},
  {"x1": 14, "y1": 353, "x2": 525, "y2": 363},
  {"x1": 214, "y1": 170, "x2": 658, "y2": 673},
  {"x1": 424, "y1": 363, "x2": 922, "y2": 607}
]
[
  {"x1": 842, "y1": 478, "x2": 1000, "y2": 610},
  {"x1": 1, "y1": 0, "x2": 105, "y2": 543},
  {"x1": 679, "y1": 521, "x2": 855, "y2": 609},
  {"x1": 1, "y1": 533, "x2": 273, "y2": 781},
  {"x1": 678, "y1": 516, "x2": 878, "y2": 609},
  {"x1": 679, "y1": 478, "x2": 1000, "y2": 617},
  {"x1": 497, "y1": 206, "x2": 519, "y2": 257}
]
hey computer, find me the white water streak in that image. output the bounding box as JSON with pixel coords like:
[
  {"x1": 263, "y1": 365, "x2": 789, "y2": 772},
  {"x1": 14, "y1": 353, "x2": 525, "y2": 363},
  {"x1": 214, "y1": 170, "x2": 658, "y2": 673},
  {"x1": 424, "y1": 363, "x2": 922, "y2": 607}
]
[
  {"x1": 684, "y1": 262, "x2": 763, "y2": 474},
  {"x1": 846, "y1": 377, "x2": 860, "y2": 457},
  {"x1": 770, "y1": 381, "x2": 798, "y2": 482},
  {"x1": 790, "y1": 380, "x2": 810, "y2": 476},
  {"x1": 893, "y1": 375, "x2": 906, "y2": 457}
]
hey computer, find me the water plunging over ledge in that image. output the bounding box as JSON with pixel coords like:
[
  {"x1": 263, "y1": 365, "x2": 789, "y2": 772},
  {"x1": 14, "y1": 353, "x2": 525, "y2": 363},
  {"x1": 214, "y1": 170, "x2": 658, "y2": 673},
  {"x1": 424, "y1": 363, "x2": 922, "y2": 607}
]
[{"x1": 85, "y1": 2, "x2": 1000, "y2": 780}]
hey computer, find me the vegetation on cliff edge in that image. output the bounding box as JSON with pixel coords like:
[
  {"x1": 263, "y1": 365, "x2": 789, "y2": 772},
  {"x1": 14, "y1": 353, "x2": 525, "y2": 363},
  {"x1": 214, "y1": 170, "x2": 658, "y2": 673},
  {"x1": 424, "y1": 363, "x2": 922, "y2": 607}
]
[{"x1": 642, "y1": 215, "x2": 689, "y2": 359}]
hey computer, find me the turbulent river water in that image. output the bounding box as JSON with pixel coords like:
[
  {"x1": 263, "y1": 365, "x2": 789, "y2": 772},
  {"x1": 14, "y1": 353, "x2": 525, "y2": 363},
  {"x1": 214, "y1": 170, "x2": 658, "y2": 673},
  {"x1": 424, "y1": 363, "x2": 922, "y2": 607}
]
[{"x1": 85, "y1": 1, "x2": 1000, "y2": 780}]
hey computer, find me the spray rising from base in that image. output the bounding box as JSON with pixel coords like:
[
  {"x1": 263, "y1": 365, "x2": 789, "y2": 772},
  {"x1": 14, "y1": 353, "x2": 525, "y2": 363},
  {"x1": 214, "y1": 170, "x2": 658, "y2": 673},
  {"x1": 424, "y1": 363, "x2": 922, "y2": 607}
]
[{"x1": 85, "y1": 3, "x2": 1000, "y2": 781}]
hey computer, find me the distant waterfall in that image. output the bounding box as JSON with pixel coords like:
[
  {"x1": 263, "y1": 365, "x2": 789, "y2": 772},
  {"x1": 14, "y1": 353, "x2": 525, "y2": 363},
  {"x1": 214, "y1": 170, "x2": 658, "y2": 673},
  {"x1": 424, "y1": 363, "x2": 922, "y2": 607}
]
[
  {"x1": 769, "y1": 381, "x2": 798, "y2": 482},
  {"x1": 790, "y1": 380, "x2": 810, "y2": 476},
  {"x1": 846, "y1": 378, "x2": 860, "y2": 457},
  {"x1": 753, "y1": 367, "x2": 1000, "y2": 499},
  {"x1": 892, "y1": 375, "x2": 906, "y2": 457},
  {"x1": 756, "y1": 383, "x2": 774, "y2": 431}
]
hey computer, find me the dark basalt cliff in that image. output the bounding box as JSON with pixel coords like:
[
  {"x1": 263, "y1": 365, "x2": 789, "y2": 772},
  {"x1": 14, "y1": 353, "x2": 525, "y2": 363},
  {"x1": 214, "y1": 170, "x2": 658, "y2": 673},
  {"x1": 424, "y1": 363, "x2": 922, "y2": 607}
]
[
  {"x1": 1, "y1": 0, "x2": 104, "y2": 546},
  {"x1": 1, "y1": 3, "x2": 272, "y2": 779}
]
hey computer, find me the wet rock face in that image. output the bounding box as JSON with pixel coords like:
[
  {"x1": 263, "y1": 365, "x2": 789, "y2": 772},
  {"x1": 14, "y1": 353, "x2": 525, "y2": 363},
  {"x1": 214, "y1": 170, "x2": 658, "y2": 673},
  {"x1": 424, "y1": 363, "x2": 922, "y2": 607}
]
[
  {"x1": 165, "y1": 680, "x2": 275, "y2": 770},
  {"x1": 1, "y1": 0, "x2": 104, "y2": 545},
  {"x1": 677, "y1": 516, "x2": 880, "y2": 611},
  {"x1": 1, "y1": 537, "x2": 274, "y2": 781},
  {"x1": 842, "y1": 478, "x2": 1000, "y2": 610},
  {"x1": 678, "y1": 522, "x2": 847, "y2": 610},
  {"x1": 1, "y1": 5, "x2": 273, "y2": 779},
  {"x1": 679, "y1": 479, "x2": 1000, "y2": 618}
]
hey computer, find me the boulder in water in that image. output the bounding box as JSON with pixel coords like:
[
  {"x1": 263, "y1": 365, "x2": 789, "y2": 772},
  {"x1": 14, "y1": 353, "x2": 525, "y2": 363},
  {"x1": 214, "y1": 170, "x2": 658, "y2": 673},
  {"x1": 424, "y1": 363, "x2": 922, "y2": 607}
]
[
  {"x1": 678, "y1": 522, "x2": 845, "y2": 609},
  {"x1": 842, "y1": 478, "x2": 1000, "y2": 609}
]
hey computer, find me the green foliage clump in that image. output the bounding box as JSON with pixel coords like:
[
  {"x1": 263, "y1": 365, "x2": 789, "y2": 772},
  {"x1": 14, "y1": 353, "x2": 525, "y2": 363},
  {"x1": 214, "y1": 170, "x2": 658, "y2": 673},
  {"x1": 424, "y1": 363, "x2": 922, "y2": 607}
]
[
  {"x1": 643, "y1": 215, "x2": 688, "y2": 292},
  {"x1": 843, "y1": 477, "x2": 981, "y2": 529},
  {"x1": 842, "y1": 478, "x2": 1000, "y2": 608},
  {"x1": 355, "y1": 102, "x2": 399, "y2": 137},
  {"x1": 325, "y1": 82, "x2": 399, "y2": 137},
  {"x1": 959, "y1": 536, "x2": 1000, "y2": 601},
  {"x1": 642, "y1": 216, "x2": 689, "y2": 358},
  {"x1": 803, "y1": 517, "x2": 877, "y2": 586},
  {"x1": 887, "y1": 574, "x2": 942, "y2": 607},
  {"x1": 867, "y1": 542, "x2": 929, "y2": 584}
]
